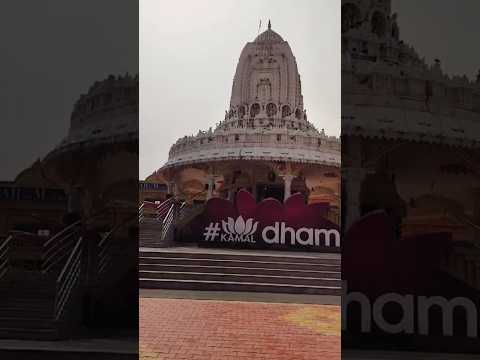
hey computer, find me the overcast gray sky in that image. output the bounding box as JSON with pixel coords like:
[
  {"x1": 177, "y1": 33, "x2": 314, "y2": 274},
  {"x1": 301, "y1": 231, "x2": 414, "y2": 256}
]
[
  {"x1": 392, "y1": 0, "x2": 480, "y2": 80},
  {"x1": 0, "y1": 0, "x2": 138, "y2": 180},
  {"x1": 139, "y1": 0, "x2": 340, "y2": 179},
  {"x1": 1, "y1": 1, "x2": 478, "y2": 181}
]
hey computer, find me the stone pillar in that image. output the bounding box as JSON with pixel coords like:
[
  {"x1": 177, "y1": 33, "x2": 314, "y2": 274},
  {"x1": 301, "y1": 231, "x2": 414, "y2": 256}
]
[
  {"x1": 473, "y1": 188, "x2": 480, "y2": 242},
  {"x1": 342, "y1": 136, "x2": 367, "y2": 232},
  {"x1": 342, "y1": 167, "x2": 367, "y2": 231},
  {"x1": 206, "y1": 175, "x2": 215, "y2": 200},
  {"x1": 227, "y1": 188, "x2": 235, "y2": 201},
  {"x1": 251, "y1": 174, "x2": 257, "y2": 200},
  {"x1": 282, "y1": 174, "x2": 294, "y2": 202},
  {"x1": 167, "y1": 181, "x2": 178, "y2": 197},
  {"x1": 67, "y1": 186, "x2": 82, "y2": 213}
]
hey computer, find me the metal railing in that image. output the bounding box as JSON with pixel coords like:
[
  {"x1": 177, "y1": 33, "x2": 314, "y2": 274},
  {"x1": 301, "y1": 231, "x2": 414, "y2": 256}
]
[
  {"x1": 0, "y1": 235, "x2": 12, "y2": 279},
  {"x1": 42, "y1": 219, "x2": 83, "y2": 273},
  {"x1": 139, "y1": 198, "x2": 174, "y2": 223},
  {"x1": 54, "y1": 236, "x2": 83, "y2": 320},
  {"x1": 50, "y1": 207, "x2": 118, "y2": 320},
  {"x1": 97, "y1": 213, "x2": 137, "y2": 277},
  {"x1": 139, "y1": 203, "x2": 145, "y2": 223},
  {"x1": 139, "y1": 201, "x2": 155, "y2": 223},
  {"x1": 156, "y1": 198, "x2": 174, "y2": 221},
  {"x1": 159, "y1": 202, "x2": 176, "y2": 241},
  {"x1": 42, "y1": 208, "x2": 116, "y2": 273}
]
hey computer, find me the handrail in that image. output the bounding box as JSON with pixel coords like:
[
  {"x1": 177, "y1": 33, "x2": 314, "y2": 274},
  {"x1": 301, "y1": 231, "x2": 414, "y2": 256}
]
[
  {"x1": 139, "y1": 204, "x2": 145, "y2": 223},
  {"x1": 43, "y1": 208, "x2": 115, "y2": 273},
  {"x1": 43, "y1": 232, "x2": 78, "y2": 273},
  {"x1": 43, "y1": 207, "x2": 113, "y2": 249},
  {"x1": 97, "y1": 213, "x2": 137, "y2": 277},
  {"x1": 54, "y1": 236, "x2": 83, "y2": 320},
  {"x1": 159, "y1": 200, "x2": 188, "y2": 242},
  {"x1": 43, "y1": 218, "x2": 83, "y2": 249},
  {"x1": 156, "y1": 198, "x2": 174, "y2": 221},
  {"x1": 0, "y1": 235, "x2": 12, "y2": 279},
  {"x1": 159, "y1": 203, "x2": 176, "y2": 241},
  {"x1": 139, "y1": 198, "x2": 173, "y2": 223},
  {"x1": 99, "y1": 212, "x2": 137, "y2": 249},
  {"x1": 57, "y1": 236, "x2": 82, "y2": 286}
]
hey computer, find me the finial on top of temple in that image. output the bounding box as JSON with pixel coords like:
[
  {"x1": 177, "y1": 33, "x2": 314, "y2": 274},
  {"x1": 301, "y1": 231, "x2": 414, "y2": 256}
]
[{"x1": 268, "y1": 20, "x2": 271, "y2": 30}]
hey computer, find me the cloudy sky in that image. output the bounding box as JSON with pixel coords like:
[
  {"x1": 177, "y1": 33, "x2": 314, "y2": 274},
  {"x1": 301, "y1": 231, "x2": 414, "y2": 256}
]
[
  {"x1": 1, "y1": 1, "x2": 478, "y2": 181},
  {"x1": 140, "y1": 0, "x2": 480, "y2": 179},
  {"x1": 0, "y1": 0, "x2": 138, "y2": 180},
  {"x1": 392, "y1": 0, "x2": 480, "y2": 80},
  {"x1": 140, "y1": 0, "x2": 340, "y2": 179}
]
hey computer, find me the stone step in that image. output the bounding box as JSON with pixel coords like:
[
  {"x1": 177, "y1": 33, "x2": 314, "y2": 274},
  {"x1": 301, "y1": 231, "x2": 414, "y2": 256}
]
[
  {"x1": 0, "y1": 311, "x2": 54, "y2": 320},
  {"x1": 140, "y1": 256, "x2": 340, "y2": 272},
  {"x1": 0, "y1": 326, "x2": 59, "y2": 340},
  {"x1": 140, "y1": 278, "x2": 342, "y2": 295},
  {"x1": 0, "y1": 317, "x2": 56, "y2": 328},
  {"x1": 0, "y1": 300, "x2": 55, "y2": 309},
  {"x1": 140, "y1": 250, "x2": 340, "y2": 265},
  {"x1": 139, "y1": 248, "x2": 341, "y2": 295},
  {"x1": 139, "y1": 263, "x2": 340, "y2": 279},
  {"x1": 140, "y1": 270, "x2": 341, "y2": 287},
  {"x1": 139, "y1": 240, "x2": 162, "y2": 248}
]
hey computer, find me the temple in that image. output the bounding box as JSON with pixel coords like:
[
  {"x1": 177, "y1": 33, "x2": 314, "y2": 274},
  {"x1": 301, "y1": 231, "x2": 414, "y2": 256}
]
[{"x1": 147, "y1": 22, "x2": 341, "y2": 223}]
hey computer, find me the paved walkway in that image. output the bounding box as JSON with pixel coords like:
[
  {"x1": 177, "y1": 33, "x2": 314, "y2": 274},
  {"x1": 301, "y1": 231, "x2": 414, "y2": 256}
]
[
  {"x1": 343, "y1": 350, "x2": 480, "y2": 360},
  {"x1": 140, "y1": 298, "x2": 340, "y2": 360},
  {"x1": 140, "y1": 289, "x2": 340, "y2": 305}
]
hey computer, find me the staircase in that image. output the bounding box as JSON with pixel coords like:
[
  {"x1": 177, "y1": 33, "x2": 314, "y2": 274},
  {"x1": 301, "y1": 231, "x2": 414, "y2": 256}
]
[
  {"x1": 139, "y1": 218, "x2": 163, "y2": 247},
  {"x1": 0, "y1": 271, "x2": 78, "y2": 340},
  {"x1": 0, "y1": 209, "x2": 134, "y2": 340},
  {"x1": 139, "y1": 248, "x2": 341, "y2": 295},
  {"x1": 0, "y1": 228, "x2": 84, "y2": 340},
  {"x1": 139, "y1": 198, "x2": 182, "y2": 248}
]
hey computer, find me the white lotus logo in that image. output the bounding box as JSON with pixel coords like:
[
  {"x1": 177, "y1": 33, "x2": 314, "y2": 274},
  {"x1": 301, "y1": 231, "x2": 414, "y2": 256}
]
[{"x1": 222, "y1": 216, "x2": 258, "y2": 236}]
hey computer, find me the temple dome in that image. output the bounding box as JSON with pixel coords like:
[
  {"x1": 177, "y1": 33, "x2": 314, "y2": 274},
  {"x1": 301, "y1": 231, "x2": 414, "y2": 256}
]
[{"x1": 254, "y1": 27, "x2": 283, "y2": 43}]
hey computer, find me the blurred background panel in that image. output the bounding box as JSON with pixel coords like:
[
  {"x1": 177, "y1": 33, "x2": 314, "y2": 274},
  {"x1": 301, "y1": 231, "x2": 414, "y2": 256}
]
[
  {"x1": 342, "y1": 0, "x2": 480, "y2": 356},
  {"x1": 0, "y1": 1, "x2": 138, "y2": 358}
]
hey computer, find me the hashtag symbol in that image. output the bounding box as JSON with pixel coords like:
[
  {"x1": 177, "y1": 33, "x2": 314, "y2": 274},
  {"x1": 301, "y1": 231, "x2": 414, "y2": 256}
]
[{"x1": 204, "y1": 222, "x2": 220, "y2": 241}]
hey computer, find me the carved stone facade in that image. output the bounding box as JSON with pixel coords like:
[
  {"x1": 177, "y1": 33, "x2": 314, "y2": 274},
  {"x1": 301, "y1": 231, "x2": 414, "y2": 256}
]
[
  {"x1": 342, "y1": 0, "x2": 480, "y2": 147},
  {"x1": 43, "y1": 75, "x2": 139, "y2": 221},
  {"x1": 342, "y1": 0, "x2": 480, "y2": 241}
]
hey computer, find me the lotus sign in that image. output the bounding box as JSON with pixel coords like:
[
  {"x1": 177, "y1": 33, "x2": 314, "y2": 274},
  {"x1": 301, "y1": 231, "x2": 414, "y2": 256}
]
[{"x1": 198, "y1": 190, "x2": 340, "y2": 252}]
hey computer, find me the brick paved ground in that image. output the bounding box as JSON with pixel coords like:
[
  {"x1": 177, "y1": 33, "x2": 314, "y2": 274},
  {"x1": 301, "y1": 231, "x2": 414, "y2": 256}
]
[{"x1": 140, "y1": 298, "x2": 340, "y2": 360}]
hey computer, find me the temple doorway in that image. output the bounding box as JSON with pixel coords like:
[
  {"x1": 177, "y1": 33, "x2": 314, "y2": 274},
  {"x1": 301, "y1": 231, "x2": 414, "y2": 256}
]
[{"x1": 256, "y1": 183, "x2": 284, "y2": 203}]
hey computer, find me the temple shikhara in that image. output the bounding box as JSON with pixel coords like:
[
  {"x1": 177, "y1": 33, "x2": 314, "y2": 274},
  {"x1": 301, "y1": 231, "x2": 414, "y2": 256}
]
[{"x1": 147, "y1": 21, "x2": 340, "y2": 223}]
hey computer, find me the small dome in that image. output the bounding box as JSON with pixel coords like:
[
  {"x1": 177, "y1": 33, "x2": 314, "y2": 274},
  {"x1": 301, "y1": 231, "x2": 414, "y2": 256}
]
[{"x1": 254, "y1": 20, "x2": 283, "y2": 43}]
